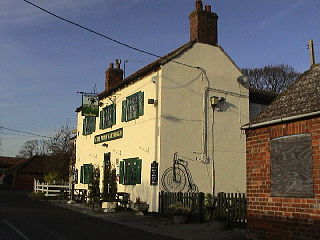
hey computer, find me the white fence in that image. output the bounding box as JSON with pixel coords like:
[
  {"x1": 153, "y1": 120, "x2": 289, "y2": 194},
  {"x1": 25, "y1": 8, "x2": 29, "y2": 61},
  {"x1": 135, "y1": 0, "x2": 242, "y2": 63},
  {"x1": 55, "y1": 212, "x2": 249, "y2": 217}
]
[{"x1": 33, "y1": 179, "x2": 71, "y2": 197}]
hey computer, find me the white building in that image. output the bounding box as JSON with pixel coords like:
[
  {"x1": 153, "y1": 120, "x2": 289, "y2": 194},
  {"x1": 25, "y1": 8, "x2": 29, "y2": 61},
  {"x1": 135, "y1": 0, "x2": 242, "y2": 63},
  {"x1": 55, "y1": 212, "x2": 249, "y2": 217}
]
[{"x1": 74, "y1": 1, "x2": 251, "y2": 212}]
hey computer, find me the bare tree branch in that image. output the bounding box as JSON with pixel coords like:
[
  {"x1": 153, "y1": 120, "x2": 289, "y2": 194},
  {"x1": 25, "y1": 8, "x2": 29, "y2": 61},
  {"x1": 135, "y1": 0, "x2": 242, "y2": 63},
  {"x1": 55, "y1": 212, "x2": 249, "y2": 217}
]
[{"x1": 242, "y1": 64, "x2": 300, "y2": 93}]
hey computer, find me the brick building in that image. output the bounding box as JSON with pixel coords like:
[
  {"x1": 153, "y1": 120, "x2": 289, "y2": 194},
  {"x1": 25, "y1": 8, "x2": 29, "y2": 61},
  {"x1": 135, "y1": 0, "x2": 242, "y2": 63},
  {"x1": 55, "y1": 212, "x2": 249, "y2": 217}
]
[{"x1": 243, "y1": 64, "x2": 320, "y2": 240}]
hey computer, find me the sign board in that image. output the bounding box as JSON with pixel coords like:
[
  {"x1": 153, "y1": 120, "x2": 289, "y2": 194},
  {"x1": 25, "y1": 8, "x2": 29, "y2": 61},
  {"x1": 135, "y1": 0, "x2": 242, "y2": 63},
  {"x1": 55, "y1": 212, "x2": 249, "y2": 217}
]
[
  {"x1": 82, "y1": 94, "x2": 99, "y2": 117},
  {"x1": 94, "y1": 128, "x2": 123, "y2": 144},
  {"x1": 150, "y1": 161, "x2": 159, "y2": 185},
  {"x1": 271, "y1": 134, "x2": 313, "y2": 198}
]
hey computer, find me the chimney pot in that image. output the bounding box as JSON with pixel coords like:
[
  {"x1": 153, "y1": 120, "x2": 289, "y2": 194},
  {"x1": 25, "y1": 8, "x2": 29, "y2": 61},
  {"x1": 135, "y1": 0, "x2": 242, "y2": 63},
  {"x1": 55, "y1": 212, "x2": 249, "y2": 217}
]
[
  {"x1": 109, "y1": 63, "x2": 114, "y2": 69},
  {"x1": 115, "y1": 63, "x2": 121, "y2": 69},
  {"x1": 195, "y1": 0, "x2": 203, "y2": 10},
  {"x1": 205, "y1": 5, "x2": 211, "y2": 12}
]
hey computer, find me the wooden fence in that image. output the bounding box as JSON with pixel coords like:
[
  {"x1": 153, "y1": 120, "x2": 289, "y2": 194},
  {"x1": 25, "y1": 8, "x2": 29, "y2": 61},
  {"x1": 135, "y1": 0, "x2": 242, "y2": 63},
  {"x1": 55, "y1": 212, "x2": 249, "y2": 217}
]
[
  {"x1": 159, "y1": 191, "x2": 205, "y2": 222},
  {"x1": 215, "y1": 192, "x2": 247, "y2": 226},
  {"x1": 33, "y1": 179, "x2": 71, "y2": 197},
  {"x1": 158, "y1": 191, "x2": 247, "y2": 225}
]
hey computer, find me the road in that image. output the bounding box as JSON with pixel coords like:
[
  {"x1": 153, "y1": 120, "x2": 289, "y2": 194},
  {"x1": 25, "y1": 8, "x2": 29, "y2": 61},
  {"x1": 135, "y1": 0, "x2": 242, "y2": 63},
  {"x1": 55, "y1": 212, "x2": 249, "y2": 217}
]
[{"x1": 0, "y1": 191, "x2": 176, "y2": 240}]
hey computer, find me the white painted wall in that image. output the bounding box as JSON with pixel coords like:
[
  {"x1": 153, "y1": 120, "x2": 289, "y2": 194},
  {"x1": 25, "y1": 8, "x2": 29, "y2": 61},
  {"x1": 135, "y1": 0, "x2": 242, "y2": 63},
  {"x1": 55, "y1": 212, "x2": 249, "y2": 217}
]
[
  {"x1": 75, "y1": 70, "x2": 162, "y2": 212},
  {"x1": 159, "y1": 43, "x2": 249, "y2": 194}
]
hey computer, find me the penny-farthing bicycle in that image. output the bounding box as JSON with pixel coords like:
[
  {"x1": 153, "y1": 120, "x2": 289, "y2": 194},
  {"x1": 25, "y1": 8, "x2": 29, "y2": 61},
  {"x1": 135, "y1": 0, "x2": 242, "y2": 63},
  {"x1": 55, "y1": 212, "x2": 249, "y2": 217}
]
[{"x1": 161, "y1": 152, "x2": 198, "y2": 192}]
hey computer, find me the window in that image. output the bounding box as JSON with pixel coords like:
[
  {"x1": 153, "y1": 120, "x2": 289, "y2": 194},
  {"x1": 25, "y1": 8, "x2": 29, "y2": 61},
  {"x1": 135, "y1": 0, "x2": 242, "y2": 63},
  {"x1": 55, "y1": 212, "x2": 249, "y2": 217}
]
[
  {"x1": 122, "y1": 91, "x2": 144, "y2": 122},
  {"x1": 270, "y1": 134, "x2": 313, "y2": 198},
  {"x1": 80, "y1": 164, "x2": 93, "y2": 184},
  {"x1": 119, "y1": 158, "x2": 142, "y2": 185},
  {"x1": 83, "y1": 116, "x2": 96, "y2": 135},
  {"x1": 100, "y1": 104, "x2": 116, "y2": 129}
]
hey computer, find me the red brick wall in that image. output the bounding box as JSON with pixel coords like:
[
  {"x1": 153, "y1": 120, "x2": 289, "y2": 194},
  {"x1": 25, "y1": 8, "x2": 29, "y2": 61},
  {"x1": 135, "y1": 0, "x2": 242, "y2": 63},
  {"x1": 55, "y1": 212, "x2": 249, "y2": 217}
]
[{"x1": 246, "y1": 117, "x2": 320, "y2": 240}]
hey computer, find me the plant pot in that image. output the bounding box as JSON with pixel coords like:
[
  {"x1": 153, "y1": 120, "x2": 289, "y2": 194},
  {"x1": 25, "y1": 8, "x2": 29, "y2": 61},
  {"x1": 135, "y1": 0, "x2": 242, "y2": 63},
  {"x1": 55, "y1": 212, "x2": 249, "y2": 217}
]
[
  {"x1": 134, "y1": 203, "x2": 149, "y2": 213},
  {"x1": 173, "y1": 215, "x2": 188, "y2": 224},
  {"x1": 101, "y1": 201, "x2": 117, "y2": 209}
]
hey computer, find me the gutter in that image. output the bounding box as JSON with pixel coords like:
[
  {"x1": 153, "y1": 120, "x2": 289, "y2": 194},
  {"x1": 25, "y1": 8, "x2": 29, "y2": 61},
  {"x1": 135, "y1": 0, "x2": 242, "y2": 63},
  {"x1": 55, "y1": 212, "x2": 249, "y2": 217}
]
[{"x1": 242, "y1": 110, "x2": 320, "y2": 130}]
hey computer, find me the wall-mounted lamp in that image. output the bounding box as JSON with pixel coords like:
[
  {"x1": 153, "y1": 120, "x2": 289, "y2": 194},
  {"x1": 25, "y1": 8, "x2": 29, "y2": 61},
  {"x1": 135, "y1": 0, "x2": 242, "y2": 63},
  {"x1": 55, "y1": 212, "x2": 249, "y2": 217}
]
[
  {"x1": 102, "y1": 143, "x2": 108, "y2": 148},
  {"x1": 148, "y1": 99, "x2": 158, "y2": 106},
  {"x1": 99, "y1": 102, "x2": 104, "y2": 107},
  {"x1": 210, "y1": 96, "x2": 225, "y2": 110},
  {"x1": 210, "y1": 96, "x2": 219, "y2": 108}
]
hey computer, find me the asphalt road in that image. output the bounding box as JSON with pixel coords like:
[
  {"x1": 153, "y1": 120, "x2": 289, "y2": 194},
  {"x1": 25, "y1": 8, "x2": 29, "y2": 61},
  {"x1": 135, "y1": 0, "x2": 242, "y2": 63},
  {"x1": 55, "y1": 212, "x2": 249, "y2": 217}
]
[{"x1": 0, "y1": 191, "x2": 176, "y2": 240}]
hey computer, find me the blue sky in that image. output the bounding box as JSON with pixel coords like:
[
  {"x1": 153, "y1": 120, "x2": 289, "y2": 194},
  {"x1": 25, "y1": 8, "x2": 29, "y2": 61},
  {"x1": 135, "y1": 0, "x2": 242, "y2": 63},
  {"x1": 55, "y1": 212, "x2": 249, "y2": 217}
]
[{"x1": 0, "y1": 0, "x2": 319, "y2": 157}]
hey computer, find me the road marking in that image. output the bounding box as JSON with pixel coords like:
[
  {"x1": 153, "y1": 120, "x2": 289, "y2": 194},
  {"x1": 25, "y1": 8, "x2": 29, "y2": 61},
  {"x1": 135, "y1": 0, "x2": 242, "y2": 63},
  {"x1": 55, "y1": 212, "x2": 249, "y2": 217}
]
[{"x1": 2, "y1": 219, "x2": 31, "y2": 240}]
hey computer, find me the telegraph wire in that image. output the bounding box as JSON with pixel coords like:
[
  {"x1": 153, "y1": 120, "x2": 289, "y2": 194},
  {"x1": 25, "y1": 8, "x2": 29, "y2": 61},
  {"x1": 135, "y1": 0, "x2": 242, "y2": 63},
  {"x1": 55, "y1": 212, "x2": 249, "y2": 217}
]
[
  {"x1": 0, "y1": 126, "x2": 51, "y2": 139},
  {"x1": 22, "y1": 0, "x2": 201, "y2": 70}
]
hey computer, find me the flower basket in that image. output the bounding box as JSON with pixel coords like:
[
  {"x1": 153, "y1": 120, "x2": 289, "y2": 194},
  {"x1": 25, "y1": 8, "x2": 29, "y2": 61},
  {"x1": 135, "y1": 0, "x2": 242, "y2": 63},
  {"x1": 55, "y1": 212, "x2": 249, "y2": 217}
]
[{"x1": 169, "y1": 202, "x2": 191, "y2": 224}]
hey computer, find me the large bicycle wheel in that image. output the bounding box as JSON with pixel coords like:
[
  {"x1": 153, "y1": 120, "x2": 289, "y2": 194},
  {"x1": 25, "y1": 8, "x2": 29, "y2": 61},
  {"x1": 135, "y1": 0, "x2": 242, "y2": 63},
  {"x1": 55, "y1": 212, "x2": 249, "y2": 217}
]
[{"x1": 161, "y1": 167, "x2": 187, "y2": 192}]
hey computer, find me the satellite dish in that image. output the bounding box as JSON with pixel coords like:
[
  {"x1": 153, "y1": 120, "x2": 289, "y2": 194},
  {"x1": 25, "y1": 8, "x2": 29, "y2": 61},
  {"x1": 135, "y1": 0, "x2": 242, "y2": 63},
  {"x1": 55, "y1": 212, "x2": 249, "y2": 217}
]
[{"x1": 237, "y1": 75, "x2": 249, "y2": 87}]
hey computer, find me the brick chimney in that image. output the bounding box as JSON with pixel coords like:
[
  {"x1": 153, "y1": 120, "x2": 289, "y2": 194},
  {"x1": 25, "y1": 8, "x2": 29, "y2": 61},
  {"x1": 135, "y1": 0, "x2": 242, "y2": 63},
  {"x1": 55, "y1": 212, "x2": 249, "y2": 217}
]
[
  {"x1": 105, "y1": 60, "x2": 123, "y2": 91},
  {"x1": 189, "y1": 0, "x2": 218, "y2": 46}
]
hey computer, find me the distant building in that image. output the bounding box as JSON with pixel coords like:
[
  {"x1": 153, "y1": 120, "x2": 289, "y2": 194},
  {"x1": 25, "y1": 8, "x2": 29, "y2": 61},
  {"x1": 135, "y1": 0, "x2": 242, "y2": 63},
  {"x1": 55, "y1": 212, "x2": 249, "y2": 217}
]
[
  {"x1": 0, "y1": 156, "x2": 28, "y2": 188},
  {"x1": 244, "y1": 64, "x2": 320, "y2": 240},
  {"x1": 74, "y1": 1, "x2": 272, "y2": 212}
]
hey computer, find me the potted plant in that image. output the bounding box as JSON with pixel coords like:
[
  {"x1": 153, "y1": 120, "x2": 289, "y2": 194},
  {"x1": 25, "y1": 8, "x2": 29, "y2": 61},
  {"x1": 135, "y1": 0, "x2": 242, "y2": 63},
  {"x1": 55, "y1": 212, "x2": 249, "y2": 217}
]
[
  {"x1": 133, "y1": 197, "x2": 149, "y2": 214},
  {"x1": 168, "y1": 202, "x2": 191, "y2": 224}
]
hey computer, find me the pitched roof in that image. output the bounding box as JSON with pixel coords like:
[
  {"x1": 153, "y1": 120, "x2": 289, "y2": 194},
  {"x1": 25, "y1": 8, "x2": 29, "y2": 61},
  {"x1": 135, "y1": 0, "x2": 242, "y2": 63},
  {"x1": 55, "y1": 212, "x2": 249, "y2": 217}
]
[
  {"x1": 98, "y1": 40, "x2": 197, "y2": 100},
  {"x1": 249, "y1": 64, "x2": 320, "y2": 125},
  {"x1": 18, "y1": 155, "x2": 52, "y2": 175},
  {"x1": 249, "y1": 87, "x2": 278, "y2": 105},
  {"x1": 0, "y1": 156, "x2": 28, "y2": 168}
]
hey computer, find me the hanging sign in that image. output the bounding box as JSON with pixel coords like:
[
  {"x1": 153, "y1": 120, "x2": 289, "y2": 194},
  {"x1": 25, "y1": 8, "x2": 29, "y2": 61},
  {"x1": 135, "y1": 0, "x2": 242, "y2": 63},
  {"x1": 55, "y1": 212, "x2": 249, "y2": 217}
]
[
  {"x1": 82, "y1": 94, "x2": 99, "y2": 117},
  {"x1": 94, "y1": 128, "x2": 123, "y2": 144},
  {"x1": 150, "y1": 161, "x2": 159, "y2": 185}
]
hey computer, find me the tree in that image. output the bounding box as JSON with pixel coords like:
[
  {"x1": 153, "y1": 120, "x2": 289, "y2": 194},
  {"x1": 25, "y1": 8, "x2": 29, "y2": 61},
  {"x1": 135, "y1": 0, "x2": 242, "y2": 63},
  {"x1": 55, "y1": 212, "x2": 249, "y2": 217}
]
[
  {"x1": 16, "y1": 124, "x2": 75, "y2": 182},
  {"x1": 242, "y1": 64, "x2": 300, "y2": 93},
  {"x1": 101, "y1": 162, "x2": 117, "y2": 202},
  {"x1": 17, "y1": 139, "x2": 48, "y2": 158},
  {"x1": 45, "y1": 124, "x2": 75, "y2": 182}
]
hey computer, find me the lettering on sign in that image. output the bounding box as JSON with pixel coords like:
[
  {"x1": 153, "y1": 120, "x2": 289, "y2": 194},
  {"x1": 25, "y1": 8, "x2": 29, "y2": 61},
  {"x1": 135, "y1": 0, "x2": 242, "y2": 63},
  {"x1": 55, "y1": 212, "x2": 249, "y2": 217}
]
[
  {"x1": 94, "y1": 128, "x2": 123, "y2": 144},
  {"x1": 150, "y1": 161, "x2": 159, "y2": 186}
]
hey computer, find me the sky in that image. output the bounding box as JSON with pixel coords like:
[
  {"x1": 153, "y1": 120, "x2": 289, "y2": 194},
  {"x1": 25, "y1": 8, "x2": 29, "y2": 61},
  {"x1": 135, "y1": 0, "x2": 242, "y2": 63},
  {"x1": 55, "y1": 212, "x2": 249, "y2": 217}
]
[{"x1": 0, "y1": 0, "x2": 319, "y2": 157}]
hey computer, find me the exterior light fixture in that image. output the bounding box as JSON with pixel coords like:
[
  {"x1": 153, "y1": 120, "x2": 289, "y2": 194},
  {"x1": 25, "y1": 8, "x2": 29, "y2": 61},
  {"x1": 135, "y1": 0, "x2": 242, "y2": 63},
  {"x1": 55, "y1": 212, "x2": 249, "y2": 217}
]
[
  {"x1": 102, "y1": 143, "x2": 108, "y2": 148},
  {"x1": 210, "y1": 96, "x2": 219, "y2": 108}
]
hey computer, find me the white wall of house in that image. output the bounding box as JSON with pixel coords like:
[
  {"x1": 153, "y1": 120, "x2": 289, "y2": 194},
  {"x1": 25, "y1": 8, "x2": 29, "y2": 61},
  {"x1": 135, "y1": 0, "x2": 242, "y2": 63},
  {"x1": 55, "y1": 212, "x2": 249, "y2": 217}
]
[
  {"x1": 75, "y1": 70, "x2": 162, "y2": 212},
  {"x1": 159, "y1": 43, "x2": 249, "y2": 194}
]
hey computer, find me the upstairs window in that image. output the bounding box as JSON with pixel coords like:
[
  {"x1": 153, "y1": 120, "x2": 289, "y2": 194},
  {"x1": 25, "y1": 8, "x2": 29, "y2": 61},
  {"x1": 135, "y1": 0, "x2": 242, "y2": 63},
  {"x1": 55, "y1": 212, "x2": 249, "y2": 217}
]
[
  {"x1": 122, "y1": 91, "x2": 144, "y2": 122},
  {"x1": 119, "y1": 158, "x2": 142, "y2": 185},
  {"x1": 100, "y1": 104, "x2": 116, "y2": 129},
  {"x1": 83, "y1": 116, "x2": 96, "y2": 135}
]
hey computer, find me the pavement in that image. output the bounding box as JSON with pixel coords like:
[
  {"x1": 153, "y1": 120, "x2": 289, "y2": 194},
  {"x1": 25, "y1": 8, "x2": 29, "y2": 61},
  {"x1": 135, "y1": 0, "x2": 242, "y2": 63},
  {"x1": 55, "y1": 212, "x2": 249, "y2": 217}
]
[{"x1": 50, "y1": 200, "x2": 247, "y2": 240}]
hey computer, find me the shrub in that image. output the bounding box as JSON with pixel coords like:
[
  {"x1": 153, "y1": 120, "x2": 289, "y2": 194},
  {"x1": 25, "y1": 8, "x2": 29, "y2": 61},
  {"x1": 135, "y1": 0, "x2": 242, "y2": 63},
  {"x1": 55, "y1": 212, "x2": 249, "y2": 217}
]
[{"x1": 168, "y1": 202, "x2": 191, "y2": 216}]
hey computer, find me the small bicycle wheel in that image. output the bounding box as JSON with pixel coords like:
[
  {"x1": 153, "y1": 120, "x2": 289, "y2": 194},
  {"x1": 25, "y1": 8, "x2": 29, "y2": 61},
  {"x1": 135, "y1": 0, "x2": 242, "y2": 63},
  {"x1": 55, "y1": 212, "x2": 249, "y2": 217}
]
[{"x1": 161, "y1": 167, "x2": 187, "y2": 192}]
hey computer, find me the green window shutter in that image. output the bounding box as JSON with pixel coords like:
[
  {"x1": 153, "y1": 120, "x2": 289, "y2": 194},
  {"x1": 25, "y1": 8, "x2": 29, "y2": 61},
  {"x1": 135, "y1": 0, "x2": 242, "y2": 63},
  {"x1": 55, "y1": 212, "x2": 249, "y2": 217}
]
[
  {"x1": 119, "y1": 161, "x2": 124, "y2": 184},
  {"x1": 135, "y1": 159, "x2": 142, "y2": 184},
  {"x1": 80, "y1": 165, "x2": 84, "y2": 183},
  {"x1": 82, "y1": 117, "x2": 87, "y2": 135},
  {"x1": 92, "y1": 117, "x2": 96, "y2": 133},
  {"x1": 112, "y1": 104, "x2": 116, "y2": 125},
  {"x1": 138, "y1": 92, "x2": 144, "y2": 116},
  {"x1": 122, "y1": 100, "x2": 127, "y2": 122},
  {"x1": 84, "y1": 164, "x2": 88, "y2": 184},
  {"x1": 99, "y1": 111, "x2": 103, "y2": 129},
  {"x1": 88, "y1": 164, "x2": 93, "y2": 184}
]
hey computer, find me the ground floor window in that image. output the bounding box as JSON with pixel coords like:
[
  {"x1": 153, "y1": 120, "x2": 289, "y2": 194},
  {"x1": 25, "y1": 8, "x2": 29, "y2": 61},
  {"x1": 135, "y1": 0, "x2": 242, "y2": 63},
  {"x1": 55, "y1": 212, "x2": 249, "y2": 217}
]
[
  {"x1": 119, "y1": 158, "x2": 142, "y2": 185},
  {"x1": 80, "y1": 164, "x2": 93, "y2": 184}
]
